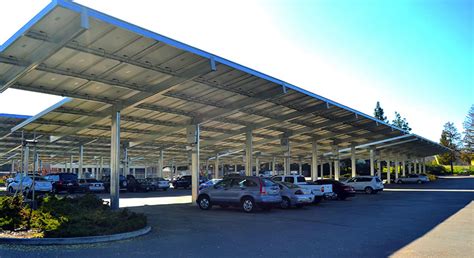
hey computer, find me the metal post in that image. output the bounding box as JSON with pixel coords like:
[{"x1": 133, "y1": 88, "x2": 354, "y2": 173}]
[
  {"x1": 123, "y1": 148, "x2": 129, "y2": 176},
  {"x1": 408, "y1": 160, "x2": 412, "y2": 174},
  {"x1": 70, "y1": 155, "x2": 74, "y2": 173},
  {"x1": 414, "y1": 160, "x2": 417, "y2": 174},
  {"x1": 369, "y1": 149, "x2": 375, "y2": 176},
  {"x1": 311, "y1": 141, "x2": 318, "y2": 181},
  {"x1": 245, "y1": 130, "x2": 253, "y2": 176},
  {"x1": 402, "y1": 160, "x2": 406, "y2": 177},
  {"x1": 110, "y1": 110, "x2": 121, "y2": 210},
  {"x1": 419, "y1": 159, "x2": 423, "y2": 174},
  {"x1": 422, "y1": 157, "x2": 426, "y2": 174},
  {"x1": 395, "y1": 159, "x2": 399, "y2": 181},
  {"x1": 221, "y1": 161, "x2": 224, "y2": 176},
  {"x1": 386, "y1": 160, "x2": 391, "y2": 184},
  {"x1": 214, "y1": 155, "x2": 219, "y2": 179},
  {"x1": 78, "y1": 145, "x2": 84, "y2": 178},
  {"x1": 159, "y1": 150, "x2": 164, "y2": 178},
  {"x1": 298, "y1": 157, "x2": 302, "y2": 175},
  {"x1": 99, "y1": 156, "x2": 103, "y2": 180},
  {"x1": 272, "y1": 156, "x2": 276, "y2": 176},
  {"x1": 255, "y1": 156, "x2": 260, "y2": 176},
  {"x1": 190, "y1": 124, "x2": 200, "y2": 203},
  {"x1": 11, "y1": 159, "x2": 15, "y2": 174},
  {"x1": 333, "y1": 146, "x2": 340, "y2": 181},
  {"x1": 234, "y1": 164, "x2": 237, "y2": 173},
  {"x1": 329, "y1": 161, "x2": 333, "y2": 179},
  {"x1": 351, "y1": 146, "x2": 357, "y2": 177},
  {"x1": 377, "y1": 160, "x2": 382, "y2": 178}
]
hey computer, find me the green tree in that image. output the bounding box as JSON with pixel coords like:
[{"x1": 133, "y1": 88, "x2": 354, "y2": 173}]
[
  {"x1": 438, "y1": 122, "x2": 462, "y2": 172},
  {"x1": 461, "y1": 105, "x2": 474, "y2": 164},
  {"x1": 392, "y1": 111, "x2": 412, "y2": 132},
  {"x1": 374, "y1": 101, "x2": 388, "y2": 123}
]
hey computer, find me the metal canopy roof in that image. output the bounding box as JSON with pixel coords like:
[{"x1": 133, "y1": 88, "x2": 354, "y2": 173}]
[{"x1": 0, "y1": 0, "x2": 449, "y2": 167}]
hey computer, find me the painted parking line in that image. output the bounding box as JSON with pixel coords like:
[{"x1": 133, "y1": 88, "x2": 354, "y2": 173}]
[
  {"x1": 103, "y1": 195, "x2": 192, "y2": 208},
  {"x1": 384, "y1": 188, "x2": 474, "y2": 192}
]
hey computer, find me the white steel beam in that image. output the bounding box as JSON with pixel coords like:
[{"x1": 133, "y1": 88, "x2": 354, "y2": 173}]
[
  {"x1": 245, "y1": 131, "x2": 253, "y2": 176},
  {"x1": 311, "y1": 141, "x2": 318, "y2": 181},
  {"x1": 110, "y1": 110, "x2": 121, "y2": 210}
]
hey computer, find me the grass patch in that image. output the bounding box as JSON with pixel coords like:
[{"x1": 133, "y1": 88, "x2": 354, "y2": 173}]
[{"x1": 0, "y1": 194, "x2": 147, "y2": 238}]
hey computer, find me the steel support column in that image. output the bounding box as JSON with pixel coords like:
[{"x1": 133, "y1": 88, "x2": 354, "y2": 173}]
[
  {"x1": 402, "y1": 160, "x2": 406, "y2": 177},
  {"x1": 110, "y1": 110, "x2": 121, "y2": 210},
  {"x1": 369, "y1": 149, "x2": 375, "y2": 176},
  {"x1": 351, "y1": 146, "x2": 357, "y2": 177},
  {"x1": 159, "y1": 150, "x2": 164, "y2": 178},
  {"x1": 311, "y1": 141, "x2": 318, "y2": 181},
  {"x1": 70, "y1": 155, "x2": 74, "y2": 173},
  {"x1": 377, "y1": 160, "x2": 382, "y2": 178},
  {"x1": 422, "y1": 157, "x2": 426, "y2": 174},
  {"x1": 386, "y1": 160, "x2": 391, "y2": 184},
  {"x1": 255, "y1": 156, "x2": 260, "y2": 176},
  {"x1": 395, "y1": 159, "x2": 399, "y2": 181},
  {"x1": 214, "y1": 155, "x2": 219, "y2": 179},
  {"x1": 272, "y1": 156, "x2": 276, "y2": 176},
  {"x1": 245, "y1": 130, "x2": 253, "y2": 176},
  {"x1": 329, "y1": 161, "x2": 333, "y2": 179},
  {"x1": 189, "y1": 124, "x2": 200, "y2": 203},
  {"x1": 78, "y1": 145, "x2": 84, "y2": 178}
]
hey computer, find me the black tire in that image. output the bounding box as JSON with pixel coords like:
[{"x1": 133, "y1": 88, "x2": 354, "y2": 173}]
[
  {"x1": 280, "y1": 197, "x2": 291, "y2": 209},
  {"x1": 364, "y1": 187, "x2": 374, "y2": 194},
  {"x1": 241, "y1": 197, "x2": 255, "y2": 213},
  {"x1": 197, "y1": 195, "x2": 212, "y2": 210},
  {"x1": 313, "y1": 196, "x2": 323, "y2": 205}
]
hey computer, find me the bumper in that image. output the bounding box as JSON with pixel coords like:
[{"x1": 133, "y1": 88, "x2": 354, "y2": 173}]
[
  {"x1": 293, "y1": 194, "x2": 314, "y2": 204},
  {"x1": 258, "y1": 195, "x2": 282, "y2": 205}
]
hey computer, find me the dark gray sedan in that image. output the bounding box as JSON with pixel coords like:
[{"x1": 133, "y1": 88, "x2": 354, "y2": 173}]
[{"x1": 276, "y1": 181, "x2": 314, "y2": 209}]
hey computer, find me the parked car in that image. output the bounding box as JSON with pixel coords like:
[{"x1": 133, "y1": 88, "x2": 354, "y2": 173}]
[
  {"x1": 396, "y1": 174, "x2": 430, "y2": 184},
  {"x1": 199, "y1": 179, "x2": 222, "y2": 191},
  {"x1": 78, "y1": 178, "x2": 105, "y2": 193},
  {"x1": 146, "y1": 177, "x2": 170, "y2": 191},
  {"x1": 171, "y1": 175, "x2": 192, "y2": 189},
  {"x1": 275, "y1": 181, "x2": 314, "y2": 209},
  {"x1": 7, "y1": 174, "x2": 52, "y2": 194},
  {"x1": 271, "y1": 175, "x2": 334, "y2": 203},
  {"x1": 344, "y1": 176, "x2": 384, "y2": 194},
  {"x1": 197, "y1": 176, "x2": 282, "y2": 213},
  {"x1": 102, "y1": 175, "x2": 128, "y2": 192},
  {"x1": 44, "y1": 173, "x2": 79, "y2": 194},
  {"x1": 314, "y1": 179, "x2": 355, "y2": 200}
]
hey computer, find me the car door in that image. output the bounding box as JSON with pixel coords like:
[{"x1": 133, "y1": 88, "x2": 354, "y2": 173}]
[{"x1": 209, "y1": 178, "x2": 232, "y2": 203}]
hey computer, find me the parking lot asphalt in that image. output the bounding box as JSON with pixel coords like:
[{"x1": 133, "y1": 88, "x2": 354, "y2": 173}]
[{"x1": 0, "y1": 177, "x2": 473, "y2": 258}]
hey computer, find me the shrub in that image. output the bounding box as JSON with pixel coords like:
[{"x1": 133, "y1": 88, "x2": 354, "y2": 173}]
[{"x1": 0, "y1": 194, "x2": 147, "y2": 238}]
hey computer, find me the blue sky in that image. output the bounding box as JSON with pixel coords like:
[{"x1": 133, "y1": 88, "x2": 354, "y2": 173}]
[{"x1": 0, "y1": 0, "x2": 472, "y2": 142}]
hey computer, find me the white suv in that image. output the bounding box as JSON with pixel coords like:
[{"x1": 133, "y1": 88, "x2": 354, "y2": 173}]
[{"x1": 344, "y1": 176, "x2": 383, "y2": 194}]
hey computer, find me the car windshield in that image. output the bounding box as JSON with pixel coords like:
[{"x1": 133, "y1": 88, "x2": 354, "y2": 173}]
[
  {"x1": 261, "y1": 178, "x2": 277, "y2": 187},
  {"x1": 281, "y1": 182, "x2": 299, "y2": 189}
]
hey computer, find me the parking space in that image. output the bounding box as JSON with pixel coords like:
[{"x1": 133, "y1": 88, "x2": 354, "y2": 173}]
[{"x1": 1, "y1": 177, "x2": 472, "y2": 257}]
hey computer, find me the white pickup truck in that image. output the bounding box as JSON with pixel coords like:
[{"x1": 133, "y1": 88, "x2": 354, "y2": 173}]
[{"x1": 271, "y1": 175, "x2": 334, "y2": 203}]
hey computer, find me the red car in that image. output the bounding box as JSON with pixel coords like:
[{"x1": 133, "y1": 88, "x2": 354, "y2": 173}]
[{"x1": 314, "y1": 179, "x2": 355, "y2": 200}]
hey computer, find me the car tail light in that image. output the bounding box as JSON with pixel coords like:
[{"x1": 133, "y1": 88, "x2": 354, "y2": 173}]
[
  {"x1": 321, "y1": 186, "x2": 324, "y2": 192},
  {"x1": 295, "y1": 190, "x2": 303, "y2": 195},
  {"x1": 258, "y1": 179, "x2": 267, "y2": 195}
]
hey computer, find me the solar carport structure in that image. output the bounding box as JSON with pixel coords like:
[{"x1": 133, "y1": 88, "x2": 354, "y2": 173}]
[{"x1": 0, "y1": 0, "x2": 449, "y2": 209}]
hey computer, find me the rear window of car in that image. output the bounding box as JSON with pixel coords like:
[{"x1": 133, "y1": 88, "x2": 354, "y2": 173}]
[
  {"x1": 261, "y1": 178, "x2": 277, "y2": 187},
  {"x1": 296, "y1": 176, "x2": 306, "y2": 183},
  {"x1": 60, "y1": 174, "x2": 77, "y2": 181},
  {"x1": 272, "y1": 176, "x2": 282, "y2": 182}
]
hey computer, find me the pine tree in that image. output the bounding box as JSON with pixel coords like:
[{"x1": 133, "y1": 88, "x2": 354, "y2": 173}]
[
  {"x1": 461, "y1": 105, "x2": 474, "y2": 164},
  {"x1": 438, "y1": 122, "x2": 462, "y2": 172},
  {"x1": 374, "y1": 101, "x2": 388, "y2": 123},
  {"x1": 392, "y1": 111, "x2": 412, "y2": 132}
]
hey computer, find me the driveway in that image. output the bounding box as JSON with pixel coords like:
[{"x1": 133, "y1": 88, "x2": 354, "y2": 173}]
[{"x1": 0, "y1": 177, "x2": 473, "y2": 258}]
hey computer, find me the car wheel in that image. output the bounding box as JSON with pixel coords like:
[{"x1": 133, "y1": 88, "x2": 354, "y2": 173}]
[
  {"x1": 280, "y1": 197, "x2": 291, "y2": 209},
  {"x1": 338, "y1": 196, "x2": 347, "y2": 201},
  {"x1": 198, "y1": 195, "x2": 212, "y2": 210},
  {"x1": 364, "y1": 187, "x2": 374, "y2": 194},
  {"x1": 241, "y1": 197, "x2": 255, "y2": 213},
  {"x1": 417, "y1": 180, "x2": 422, "y2": 184},
  {"x1": 313, "y1": 196, "x2": 322, "y2": 205}
]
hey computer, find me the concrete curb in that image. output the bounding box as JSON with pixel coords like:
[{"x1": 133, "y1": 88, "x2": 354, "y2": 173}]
[{"x1": 0, "y1": 226, "x2": 151, "y2": 245}]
